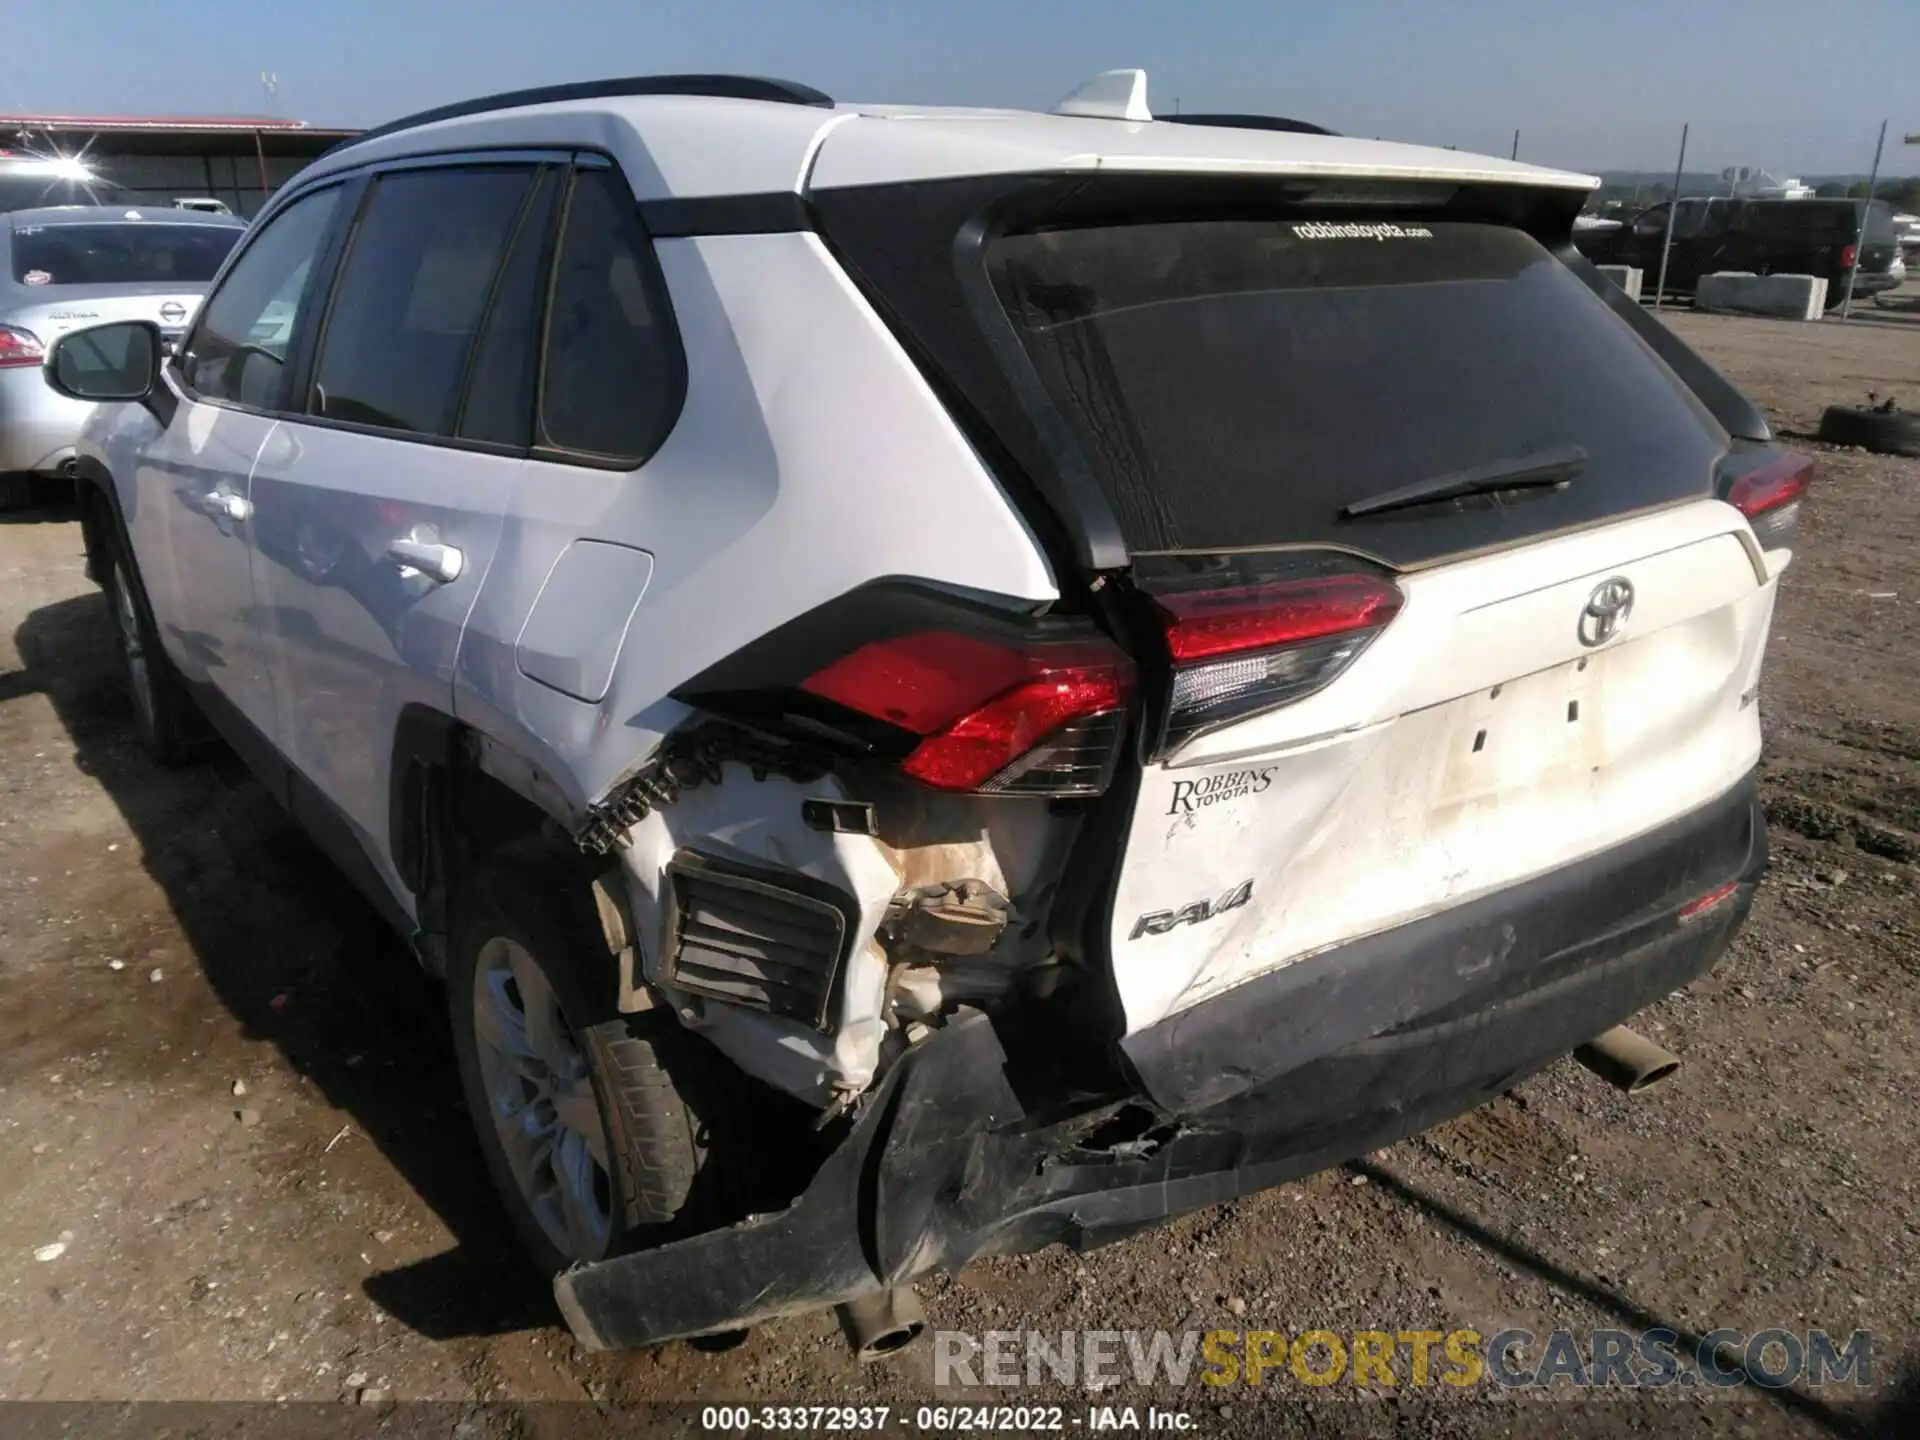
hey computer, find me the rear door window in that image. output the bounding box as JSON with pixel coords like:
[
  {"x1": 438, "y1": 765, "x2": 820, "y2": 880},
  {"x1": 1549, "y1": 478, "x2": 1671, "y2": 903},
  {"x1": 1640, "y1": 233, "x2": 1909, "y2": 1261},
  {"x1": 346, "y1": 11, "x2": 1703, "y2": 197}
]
[
  {"x1": 988, "y1": 218, "x2": 1726, "y2": 556},
  {"x1": 309, "y1": 165, "x2": 538, "y2": 437},
  {"x1": 9, "y1": 222, "x2": 240, "y2": 286},
  {"x1": 536, "y1": 165, "x2": 683, "y2": 463}
]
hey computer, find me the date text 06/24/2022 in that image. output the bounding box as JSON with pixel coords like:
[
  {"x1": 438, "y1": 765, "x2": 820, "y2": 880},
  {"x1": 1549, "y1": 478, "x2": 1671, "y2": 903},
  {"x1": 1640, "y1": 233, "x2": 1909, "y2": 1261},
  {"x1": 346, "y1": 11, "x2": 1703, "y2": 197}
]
[{"x1": 699, "y1": 1404, "x2": 1195, "y2": 1431}]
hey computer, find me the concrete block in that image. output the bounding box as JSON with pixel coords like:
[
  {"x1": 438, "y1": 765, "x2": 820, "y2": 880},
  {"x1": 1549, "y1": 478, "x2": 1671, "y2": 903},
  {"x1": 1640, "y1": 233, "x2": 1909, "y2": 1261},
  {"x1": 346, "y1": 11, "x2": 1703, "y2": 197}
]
[
  {"x1": 1693, "y1": 272, "x2": 1827, "y2": 320},
  {"x1": 1597, "y1": 265, "x2": 1643, "y2": 301}
]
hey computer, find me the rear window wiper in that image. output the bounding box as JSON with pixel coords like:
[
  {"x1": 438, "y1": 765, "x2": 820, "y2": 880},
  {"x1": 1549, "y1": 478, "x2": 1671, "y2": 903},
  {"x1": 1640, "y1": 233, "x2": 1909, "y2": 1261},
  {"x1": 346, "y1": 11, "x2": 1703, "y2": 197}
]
[{"x1": 1341, "y1": 446, "x2": 1588, "y2": 519}]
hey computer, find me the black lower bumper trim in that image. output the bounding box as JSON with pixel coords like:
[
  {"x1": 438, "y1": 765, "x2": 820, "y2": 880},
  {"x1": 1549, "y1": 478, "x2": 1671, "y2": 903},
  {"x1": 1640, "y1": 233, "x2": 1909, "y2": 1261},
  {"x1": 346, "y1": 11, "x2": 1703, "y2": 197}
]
[{"x1": 555, "y1": 776, "x2": 1765, "y2": 1349}]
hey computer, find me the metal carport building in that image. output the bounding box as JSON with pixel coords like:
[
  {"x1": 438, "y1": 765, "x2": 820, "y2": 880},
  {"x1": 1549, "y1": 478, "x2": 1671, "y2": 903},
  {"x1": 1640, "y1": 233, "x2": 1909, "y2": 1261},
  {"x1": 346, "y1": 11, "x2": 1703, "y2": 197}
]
[{"x1": 1, "y1": 113, "x2": 360, "y2": 217}]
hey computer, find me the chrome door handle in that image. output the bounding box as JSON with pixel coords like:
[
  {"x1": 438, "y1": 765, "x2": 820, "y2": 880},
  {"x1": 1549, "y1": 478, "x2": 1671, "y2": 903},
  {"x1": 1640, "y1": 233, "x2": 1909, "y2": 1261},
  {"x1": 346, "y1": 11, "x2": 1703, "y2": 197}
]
[
  {"x1": 386, "y1": 537, "x2": 465, "y2": 584},
  {"x1": 201, "y1": 490, "x2": 252, "y2": 522}
]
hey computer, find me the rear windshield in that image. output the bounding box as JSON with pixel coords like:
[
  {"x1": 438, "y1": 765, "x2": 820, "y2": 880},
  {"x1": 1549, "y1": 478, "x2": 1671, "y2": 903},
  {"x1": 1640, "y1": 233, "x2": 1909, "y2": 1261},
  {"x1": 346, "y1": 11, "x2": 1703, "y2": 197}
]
[
  {"x1": 0, "y1": 175, "x2": 134, "y2": 214},
  {"x1": 988, "y1": 219, "x2": 1724, "y2": 554},
  {"x1": 9, "y1": 222, "x2": 240, "y2": 287}
]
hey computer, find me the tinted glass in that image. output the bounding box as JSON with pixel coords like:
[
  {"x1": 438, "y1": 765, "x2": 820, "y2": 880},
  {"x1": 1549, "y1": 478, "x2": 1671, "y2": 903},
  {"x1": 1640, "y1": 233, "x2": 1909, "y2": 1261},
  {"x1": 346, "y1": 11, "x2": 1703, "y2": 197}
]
[
  {"x1": 990, "y1": 218, "x2": 1723, "y2": 553},
  {"x1": 1631, "y1": 207, "x2": 1669, "y2": 237},
  {"x1": 9, "y1": 222, "x2": 240, "y2": 286},
  {"x1": 1740, "y1": 202, "x2": 1856, "y2": 238},
  {"x1": 182, "y1": 186, "x2": 340, "y2": 409},
  {"x1": 457, "y1": 169, "x2": 560, "y2": 446},
  {"x1": 1733, "y1": 201, "x2": 1895, "y2": 243},
  {"x1": 1671, "y1": 200, "x2": 1727, "y2": 239},
  {"x1": 538, "y1": 166, "x2": 681, "y2": 461},
  {"x1": 311, "y1": 166, "x2": 536, "y2": 436}
]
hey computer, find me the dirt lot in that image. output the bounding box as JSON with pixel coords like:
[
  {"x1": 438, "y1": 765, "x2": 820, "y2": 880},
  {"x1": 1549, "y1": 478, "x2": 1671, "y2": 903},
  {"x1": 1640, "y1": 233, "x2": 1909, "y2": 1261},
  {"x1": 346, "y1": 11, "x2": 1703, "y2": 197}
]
[{"x1": 1, "y1": 302, "x2": 1916, "y2": 1437}]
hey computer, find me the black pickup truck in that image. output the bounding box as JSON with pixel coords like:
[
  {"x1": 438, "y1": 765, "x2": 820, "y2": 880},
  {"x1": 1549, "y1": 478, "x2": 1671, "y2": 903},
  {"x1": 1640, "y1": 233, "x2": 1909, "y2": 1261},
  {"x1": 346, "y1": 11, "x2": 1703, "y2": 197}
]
[{"x1": 1576, "y1": 197, "x2": 1903, "y2": 305}]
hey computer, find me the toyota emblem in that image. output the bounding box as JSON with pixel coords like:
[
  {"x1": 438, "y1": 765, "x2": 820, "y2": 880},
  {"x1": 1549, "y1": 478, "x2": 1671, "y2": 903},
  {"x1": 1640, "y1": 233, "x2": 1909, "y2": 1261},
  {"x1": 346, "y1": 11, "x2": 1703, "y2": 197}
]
[
  {"x1": 159, "y1": 301, "x2": 187, "y2": 324},
  {"x1": 1579, "y1": 577, "x2": 1635, "y2": 647}
]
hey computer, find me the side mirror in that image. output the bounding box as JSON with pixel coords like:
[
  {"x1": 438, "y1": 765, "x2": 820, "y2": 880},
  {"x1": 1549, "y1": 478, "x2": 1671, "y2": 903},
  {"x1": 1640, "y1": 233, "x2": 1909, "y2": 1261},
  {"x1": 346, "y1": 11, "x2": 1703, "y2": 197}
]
[{"x1": 44, "y1": 320, "x2": 162, "y2": 403}]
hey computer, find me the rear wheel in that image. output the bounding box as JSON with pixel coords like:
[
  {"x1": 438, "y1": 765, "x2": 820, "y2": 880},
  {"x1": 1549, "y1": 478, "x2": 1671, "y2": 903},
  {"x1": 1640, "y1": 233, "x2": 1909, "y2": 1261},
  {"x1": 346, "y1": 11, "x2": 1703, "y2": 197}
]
[
  {"x1": 106, "y1": 542, "x2": 200, "y2": 765},
  {"x1": 448, "y1": 841, "x2": 735, "y2": 1276}
]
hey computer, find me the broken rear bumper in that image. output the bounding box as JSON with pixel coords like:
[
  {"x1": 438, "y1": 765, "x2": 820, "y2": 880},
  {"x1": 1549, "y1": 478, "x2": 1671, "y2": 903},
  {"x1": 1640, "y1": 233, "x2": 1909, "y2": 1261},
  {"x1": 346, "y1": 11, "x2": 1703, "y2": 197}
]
[{"x1": 556, "y1": 775, "x2": 1765, "y2": 1350}]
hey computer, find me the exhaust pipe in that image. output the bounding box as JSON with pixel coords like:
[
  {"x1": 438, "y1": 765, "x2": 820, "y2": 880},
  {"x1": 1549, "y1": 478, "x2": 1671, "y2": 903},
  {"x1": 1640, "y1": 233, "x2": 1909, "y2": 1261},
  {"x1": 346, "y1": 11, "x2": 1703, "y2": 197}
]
[
  {"x1": 835, "y1": 1287, "x2": 926, "y2": 1362},
  {"x1": 1574, "y1": 1025, "x2": 1680, "y2": 1093}
]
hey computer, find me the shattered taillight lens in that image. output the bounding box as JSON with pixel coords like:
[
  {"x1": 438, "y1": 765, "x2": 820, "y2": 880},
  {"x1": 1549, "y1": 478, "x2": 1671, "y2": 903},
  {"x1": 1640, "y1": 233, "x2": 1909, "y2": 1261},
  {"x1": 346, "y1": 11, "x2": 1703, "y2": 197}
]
[
  {"x1": 802, "y1": 631, "x2": 1133, "y2": 796},
  {"x1": 1142, "y1": 554, "x2": 1404, "y2": 753}
]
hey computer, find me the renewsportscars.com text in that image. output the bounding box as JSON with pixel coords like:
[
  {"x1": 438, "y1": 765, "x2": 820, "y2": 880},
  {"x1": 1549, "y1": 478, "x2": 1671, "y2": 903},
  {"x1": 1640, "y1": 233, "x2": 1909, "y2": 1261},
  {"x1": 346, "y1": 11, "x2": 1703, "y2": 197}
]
[{"x1": 933, "y1": 1327, "x2": 1873, "y2": 1391}]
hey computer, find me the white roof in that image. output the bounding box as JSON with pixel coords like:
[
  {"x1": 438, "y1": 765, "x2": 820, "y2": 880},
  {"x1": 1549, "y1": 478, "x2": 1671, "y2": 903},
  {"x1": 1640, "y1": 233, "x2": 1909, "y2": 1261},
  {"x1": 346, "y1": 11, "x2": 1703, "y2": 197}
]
[
  {"x1": 298, "y1": 91, "x2": 1598, "y2": 203},
  {"x1": 808, "y1": 109, "x2": 1596, "y2": 193}
]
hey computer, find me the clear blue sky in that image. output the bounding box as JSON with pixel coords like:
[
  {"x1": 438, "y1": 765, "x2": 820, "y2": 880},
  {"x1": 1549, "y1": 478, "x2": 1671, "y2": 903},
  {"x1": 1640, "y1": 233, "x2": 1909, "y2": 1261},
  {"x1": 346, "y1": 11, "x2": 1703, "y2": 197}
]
[{"x1": 10, "y1": 0, "x2": 1917, "y2": 175}]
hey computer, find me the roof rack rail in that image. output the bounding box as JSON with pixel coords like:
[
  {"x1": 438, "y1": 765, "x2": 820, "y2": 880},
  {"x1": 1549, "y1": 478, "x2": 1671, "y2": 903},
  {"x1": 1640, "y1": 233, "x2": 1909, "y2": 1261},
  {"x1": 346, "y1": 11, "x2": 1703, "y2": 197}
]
[
  {"x1": 1164, "y1": 113, "x2": 1337, "y2": 138},
  {"x1": 333, "y1": 74, "x2": 834, "y2": 153}
]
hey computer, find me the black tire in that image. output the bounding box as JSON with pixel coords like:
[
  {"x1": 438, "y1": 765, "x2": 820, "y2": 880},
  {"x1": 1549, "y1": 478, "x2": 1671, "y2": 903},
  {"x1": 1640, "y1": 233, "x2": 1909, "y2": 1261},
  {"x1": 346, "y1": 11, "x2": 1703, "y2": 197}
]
[
  {"x1": 1816, "y1": 404, "x2": 1920, "y2": 458},
  {"x1": 447, "y1": 839, "x2": 736, "y2": 1278},
  {"x1": 104, "y1": 536, "x2": 202, "y2": 765}
]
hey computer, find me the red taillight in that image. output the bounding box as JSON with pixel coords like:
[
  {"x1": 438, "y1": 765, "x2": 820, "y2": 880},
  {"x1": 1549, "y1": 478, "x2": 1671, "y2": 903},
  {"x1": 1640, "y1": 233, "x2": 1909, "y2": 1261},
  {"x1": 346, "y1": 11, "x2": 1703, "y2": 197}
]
[
  {"x1": 1841, "y1": 243, "x2": 1859, "y2": 269},
  {"x1": 1726, "y1": 452, "x2": 1812, "y2": 519},
  {"x1": 1724, "y1": 450, "x2": 1812, "y2": 552},
  {"x1": 802, "y1": 631, "x2": 1133, "y2": 795},
  {"x1": 1157, "y1": 574, "x2": 1404, "y2": 663},
  {"x1": 1150, "y1": 569, "x2": 1404, "y2": 752},
  {"x1": 0, "y1": 324, "x2": 45, "y2": 369}
]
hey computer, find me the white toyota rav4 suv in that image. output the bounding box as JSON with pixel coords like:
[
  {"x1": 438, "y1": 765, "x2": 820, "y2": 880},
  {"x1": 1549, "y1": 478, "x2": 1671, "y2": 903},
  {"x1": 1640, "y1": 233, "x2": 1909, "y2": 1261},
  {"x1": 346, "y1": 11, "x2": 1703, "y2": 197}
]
[{"x1": 44, "y1": 71, "x2": 1805, "y2": 1355}]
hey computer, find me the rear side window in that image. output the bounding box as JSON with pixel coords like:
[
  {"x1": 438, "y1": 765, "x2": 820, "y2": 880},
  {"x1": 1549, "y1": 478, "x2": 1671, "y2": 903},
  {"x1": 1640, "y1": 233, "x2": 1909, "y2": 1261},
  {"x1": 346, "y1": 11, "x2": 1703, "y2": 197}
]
[
  {"x1": 311, "y1": 166, "x2": 537, "y2": 436},
  {"x1": 1740, "y1": 203, "x2": 1855, "y2": 239},
  {"x1": 9, "y1": 223, "x2": 240, "y2": 285},
  {"x1": 988, "y1": 218, "x2": 1725, "y2": 554},
  {"x1": 537, "y1": 165, "x2": 683, "y2": 463},
  {"x1": 182, "y1": 186, "x2": 341, "y2": 409}
]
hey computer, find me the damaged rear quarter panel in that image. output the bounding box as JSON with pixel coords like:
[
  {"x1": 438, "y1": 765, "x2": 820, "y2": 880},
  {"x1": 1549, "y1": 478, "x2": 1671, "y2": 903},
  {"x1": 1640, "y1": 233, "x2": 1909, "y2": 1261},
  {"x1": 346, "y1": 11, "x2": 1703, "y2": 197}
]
[{"x1": 618, "y1": 770, "x2": 900, "y2": 1106}]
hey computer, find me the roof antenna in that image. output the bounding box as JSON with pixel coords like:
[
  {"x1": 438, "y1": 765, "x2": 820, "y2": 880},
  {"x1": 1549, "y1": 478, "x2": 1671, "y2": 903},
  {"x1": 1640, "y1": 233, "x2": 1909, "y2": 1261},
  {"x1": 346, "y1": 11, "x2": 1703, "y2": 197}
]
[{"x1": 1052, "y1": 69, "x2": 1152, "y2": 122}]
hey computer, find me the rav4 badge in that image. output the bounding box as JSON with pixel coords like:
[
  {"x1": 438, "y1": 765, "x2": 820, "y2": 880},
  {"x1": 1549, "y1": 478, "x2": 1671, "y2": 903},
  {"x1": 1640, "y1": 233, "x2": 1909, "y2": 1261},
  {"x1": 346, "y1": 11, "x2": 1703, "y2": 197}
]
[{"x1": 1130, "y1": 879, "x2": 1254, "y2": 940}]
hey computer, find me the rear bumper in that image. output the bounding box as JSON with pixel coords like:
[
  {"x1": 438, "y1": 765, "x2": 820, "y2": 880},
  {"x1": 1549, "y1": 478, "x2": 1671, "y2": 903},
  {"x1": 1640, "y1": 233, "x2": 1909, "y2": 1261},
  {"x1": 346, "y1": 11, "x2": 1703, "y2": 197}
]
[
  {"x1": 556, "y1": 775, "x2": 1766, "y2": 1350},
  {"x1": 1846, "y1": 269, "x2": 1903, "y2": 299}
]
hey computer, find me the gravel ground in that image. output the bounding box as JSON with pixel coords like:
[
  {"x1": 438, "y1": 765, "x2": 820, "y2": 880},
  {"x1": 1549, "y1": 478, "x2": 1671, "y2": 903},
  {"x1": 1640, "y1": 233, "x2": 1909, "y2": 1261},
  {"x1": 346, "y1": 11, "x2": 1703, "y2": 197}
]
[{"x1": 0, "y1": 299, "x2": 1915, "y2": 1438}]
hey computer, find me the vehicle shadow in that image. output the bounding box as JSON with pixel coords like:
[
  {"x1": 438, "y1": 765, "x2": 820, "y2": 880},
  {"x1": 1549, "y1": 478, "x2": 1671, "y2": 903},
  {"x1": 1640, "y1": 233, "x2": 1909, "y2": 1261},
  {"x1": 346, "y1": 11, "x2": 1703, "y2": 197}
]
[
  {"x1": 1353, "y1": 1158, "x2": 1905, "y2": 1438},
  {"x1": 0, "y1": 484, "x2": 80, "y2": 524},
  {"x1": 14, "y1": 589, "x2": 556, "y2": 1341}
]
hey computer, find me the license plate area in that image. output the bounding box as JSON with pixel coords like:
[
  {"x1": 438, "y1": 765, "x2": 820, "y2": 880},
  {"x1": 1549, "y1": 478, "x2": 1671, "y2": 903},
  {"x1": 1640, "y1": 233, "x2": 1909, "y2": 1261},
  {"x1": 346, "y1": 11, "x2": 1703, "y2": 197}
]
[{"x1": 1434, "y1": 651, "x2": 1609, "y2": 808}]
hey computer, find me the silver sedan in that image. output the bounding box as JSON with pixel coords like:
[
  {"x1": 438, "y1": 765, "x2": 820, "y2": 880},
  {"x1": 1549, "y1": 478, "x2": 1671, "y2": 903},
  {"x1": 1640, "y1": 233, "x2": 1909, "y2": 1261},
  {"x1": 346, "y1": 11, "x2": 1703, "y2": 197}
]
[{"x1": 1, "y1": 205, "x2": 244, "y2": 507}]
